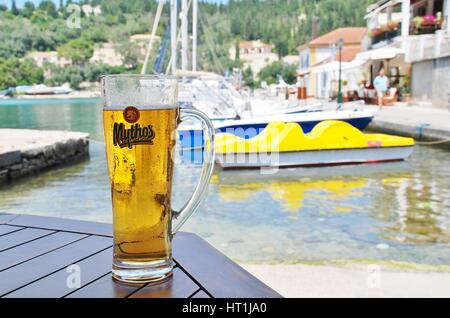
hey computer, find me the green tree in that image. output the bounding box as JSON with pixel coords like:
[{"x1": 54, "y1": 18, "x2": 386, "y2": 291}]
[
  {"x1": 115, "y1": 40, "x2": 144, "y2": 70},
  {"x1": 83, "y1": 62, "x2": 127, "y2": 82},
  {"x1": 22, "y1": 1, "x2": 35, "y2": 18},
  {"x1": 38, "y1": 0, "x2": 58, "y2": 18},
  {"x1": 82, "y1": 27, "x2": 108, "y2": 43},
  {"x1": 243, "y1": 66, "x2": 255, "y2": 88},
  {"x1": 44, "y1": 62, "x2": 127, "y2": 89},
  {"x1": 11, "y1": 0, "x2": 19, "y2": 15},
  {"x1": 0, "y1": 0, "x2": 375, "y2": 83},
  {"x1": 258, "y1": 61, "x2": 297, "y2": 85},
  {"x1": 0, "y1": 57, "x2": 44, "y2": 90},
  {"x1": 57, "y1": 38, "x2": 94, "y2": 65},
  {"x1": 43, "y1": 63, "x2": 83, "y2": 89}
]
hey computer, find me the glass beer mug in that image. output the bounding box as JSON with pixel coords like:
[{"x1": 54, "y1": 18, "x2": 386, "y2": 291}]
[{"x1": 101, "y1": 75, "x2": 215, "y2": 284}]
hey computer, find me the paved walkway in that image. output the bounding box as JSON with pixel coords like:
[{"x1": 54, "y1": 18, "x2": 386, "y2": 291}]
[
  {"x1": 369, "y1": 105, "x2": 450, "y2": 141},
  {"x1": 242, "y1": 264, "x2": 450, "y2": 298}
]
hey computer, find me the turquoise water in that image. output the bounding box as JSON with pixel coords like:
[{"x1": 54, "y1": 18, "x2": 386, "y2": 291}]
[{"x1": 1, "y1": 98, "x2": 450, "y2": 265}]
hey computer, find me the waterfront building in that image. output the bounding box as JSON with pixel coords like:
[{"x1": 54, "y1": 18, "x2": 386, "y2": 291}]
[
  {"x1": 363, "y1": 0, "x2": 450, "y2": 108},
  {"x1": 296, "y1": 27, "x2": 367, "y2": 98}
]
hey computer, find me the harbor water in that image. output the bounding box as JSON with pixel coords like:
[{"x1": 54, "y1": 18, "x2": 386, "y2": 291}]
[{"x1": 1, "y1": 98, "x2": 450, "y2": 265}]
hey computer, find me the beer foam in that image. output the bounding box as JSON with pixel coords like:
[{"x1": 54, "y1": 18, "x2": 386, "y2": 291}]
[
  {"x1": 103, "y1": 104, "x2": 179, "y2": 110},
  {"x1": 102, "y1": 76, "x2": 178, "y2": 110}
]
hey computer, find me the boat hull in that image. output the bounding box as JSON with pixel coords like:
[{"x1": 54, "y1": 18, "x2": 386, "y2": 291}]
[
  {"x1": 179, "y1": 116, "x2": 374, "y2": 149},
  {"x1": 215, "y1": 146, "x2": 414, "y2": 169}
]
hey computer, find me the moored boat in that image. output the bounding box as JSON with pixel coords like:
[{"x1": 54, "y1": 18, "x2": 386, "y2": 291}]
[
  {"x1": 26, "y1": 84, "x2": 72, "y2": 95},
  {"x1": 214, "y1": 121, "x2": 414, "y2": 169},
  {"x1": 178, "y1": 108, "x2": 375, "y2": 149}
]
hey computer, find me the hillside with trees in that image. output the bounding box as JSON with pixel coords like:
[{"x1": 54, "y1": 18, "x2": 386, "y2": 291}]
[{"x1": 0, "y1": 0, "x2": 374, "y2": 91}]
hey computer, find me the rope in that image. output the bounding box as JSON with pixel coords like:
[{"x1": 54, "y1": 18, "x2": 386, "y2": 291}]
[
  {"x1": 198, "y1": 12, "x2": 225, "y2": 74},
  {"x1": 411, "y1": 122, "x2": 450, "y2": 145},
  {"x1": 415, "y1": 138, "x2": 450, "y2": 145}
]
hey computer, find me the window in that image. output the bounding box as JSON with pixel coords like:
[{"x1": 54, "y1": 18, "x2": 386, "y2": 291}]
[{"x1": 300, "y1": 52, "x2": 310, "y2": 69}]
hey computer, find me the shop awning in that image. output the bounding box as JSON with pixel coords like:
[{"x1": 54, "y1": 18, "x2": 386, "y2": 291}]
[
  {"x1": 312, "y1": 58, "x2": 366, "y2": 73},
  {"x1": 297, "y1": 68, "x2": 310, "y2": 76},
  {"x1": 356, "y1": 47, "x2": 404, "y2": 61}
]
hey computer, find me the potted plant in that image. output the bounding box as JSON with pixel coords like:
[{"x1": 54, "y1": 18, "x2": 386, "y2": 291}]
[
  {"x1": 387, "y1": 20, "x2": 399, "y2": 31},
  {"x1": 423, "y1": 15, "x2": 436, "y2": 25},
  {"x1": 401, "y1": 74, "x2": 411, "y2": 104},
  {"x1": 413, "y1": 16, "x2": 424, "y2": 33},
  {"x1": 379, "y1": 24, "x2": 390, "y2": 33},
  {"x1": 370, "y1": 27, "x2": 382, "y2": 37}
]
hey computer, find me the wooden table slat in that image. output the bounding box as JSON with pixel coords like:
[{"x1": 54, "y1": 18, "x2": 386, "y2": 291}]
[
  {"x1": 0, "y1": 231, "x2": 87, "y2": 272},
  {"x1": 190, "y1": 290, "x2": 211, "y2": 298},
  {"x1": 5, "y1": 248, "x2": 113, "y2": 298},
  {"x1": 0, "y1": 225, "x2": 24, "y2": 237},
  {"x1": 174, "y1": 232, "x2": 282, "y2": 298},
  {"x1": 129, "y1": 268, "x2": 200, "y2": 298},
  {"x1": 0, "y1": 228, "x2": 55, "y2": 252},
  {"x1": 66, "y1": 274, "x2": 143, "y2": 298},
  {"x1": 0, "y1": 214, "x2": 112, "y2": 237},
  {"x1": 0, "y1": 213, "x2": 20, "y2": 225},
  {"x1": 0, "y1": 214, "x2": 282, "y2": 298},
  {"x1": 0, "y1": 235, "x2": 112, "y2": 296}
]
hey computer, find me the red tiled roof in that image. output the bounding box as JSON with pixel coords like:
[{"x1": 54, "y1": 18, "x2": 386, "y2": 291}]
[
  {"x1": 297, "y1": 27, "x2": 367, "y2": 51},
  {"x1": 339, "y1": 46, "x2": 362, "y2": 62}
]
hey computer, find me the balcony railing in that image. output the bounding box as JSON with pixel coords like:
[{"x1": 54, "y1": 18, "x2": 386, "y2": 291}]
[
  {"x1": 371, "y1": 28, "x2": 401, "y2": 47},
  {"x1": 404, "y1": 32, "x2": 450, "y2": 63}
]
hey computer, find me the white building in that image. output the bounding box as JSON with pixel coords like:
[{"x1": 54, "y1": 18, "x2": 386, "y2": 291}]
[
  {"x1": 27, "y1": 51, "x2": 71, "y2": 68},
  {"x1": 364, "y1": 0, "x2": 450, "y2": 108},
  {"x1": 90, "y1": 43, "x2": 123, "y2": 66},
  {"x1": 297, "y1": 27, "x2": 367, "y2": 98},
  {"x1": 229, "y1": 40, "x2": 278, "y2": 76}
]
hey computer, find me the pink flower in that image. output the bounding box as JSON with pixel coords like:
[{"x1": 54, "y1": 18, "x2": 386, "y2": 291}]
[{"x1": 423, "y1": 15, "x2": 436, "y2": 23}]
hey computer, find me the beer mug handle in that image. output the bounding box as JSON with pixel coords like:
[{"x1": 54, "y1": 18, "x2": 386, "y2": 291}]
[{"x1": 172, "y1": 108, "x2": 215, "y2": 234}]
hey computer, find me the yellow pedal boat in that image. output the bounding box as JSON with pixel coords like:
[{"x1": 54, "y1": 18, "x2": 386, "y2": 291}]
[{"x1": 215, "y1": 120, "x2": 415, "y2": 169}]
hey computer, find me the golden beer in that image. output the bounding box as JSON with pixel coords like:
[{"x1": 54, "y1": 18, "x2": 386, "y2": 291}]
[
  {"x1": 103, "y1": 108, "x2": 178, "y2": 268},
  {"x1": 102, "y1": 75, "x2": 215, "y2": 284}
]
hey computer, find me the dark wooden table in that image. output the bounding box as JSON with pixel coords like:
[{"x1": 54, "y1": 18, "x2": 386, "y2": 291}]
[{"x1": 0, "y1": 213, "x2": 281, "y2": 298}]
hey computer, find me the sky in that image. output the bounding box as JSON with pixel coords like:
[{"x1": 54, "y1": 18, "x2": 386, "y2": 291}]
[{"x1": 1, "y1": 0, "x2": 228, "y2": 8}]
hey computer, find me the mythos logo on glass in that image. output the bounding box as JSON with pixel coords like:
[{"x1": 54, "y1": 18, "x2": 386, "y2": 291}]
[{"x1": 113, "y1": 107, "x2": 155, "y2": 149}]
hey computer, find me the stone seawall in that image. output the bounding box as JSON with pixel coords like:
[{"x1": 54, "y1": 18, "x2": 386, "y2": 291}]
[
  {"x1": 369, "y1": 106, "x2": 450, "y2": 141},
  {"x1": 0, "y1": 129, "x2": 89, "y2": 184}
]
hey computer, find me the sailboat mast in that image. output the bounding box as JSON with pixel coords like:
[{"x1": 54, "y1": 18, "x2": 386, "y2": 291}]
[
  {"x1": 192, "y1": 0, "x2": 198, "y2": 72},
  {"x1": 181, "y1": 0, "x2": 189, "y2": 71},
  {"x1": 170, "y1": 0, "x2": 178, "y2": 74}
]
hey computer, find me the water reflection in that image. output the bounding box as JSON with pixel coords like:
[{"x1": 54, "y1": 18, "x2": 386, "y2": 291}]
[
  {"x1": 211, "y1": 161, "x2": 450, "y2": 247},
  {"x1": 381, "y1": 173, "x2": 450, "y2": 244},
  {"x1": 212, "y1": 172, "x2": 367, "y2": 216}
]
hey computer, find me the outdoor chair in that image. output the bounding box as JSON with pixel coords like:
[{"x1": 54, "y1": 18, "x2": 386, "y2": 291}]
[{"x1": 383, "y1": 87, "x2": 398, "y2": 106}]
